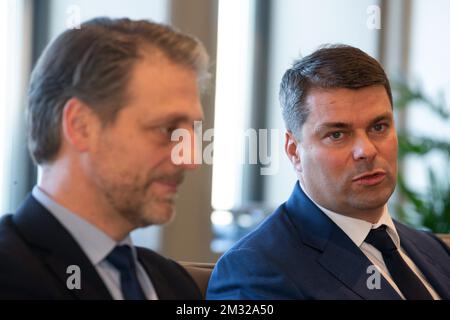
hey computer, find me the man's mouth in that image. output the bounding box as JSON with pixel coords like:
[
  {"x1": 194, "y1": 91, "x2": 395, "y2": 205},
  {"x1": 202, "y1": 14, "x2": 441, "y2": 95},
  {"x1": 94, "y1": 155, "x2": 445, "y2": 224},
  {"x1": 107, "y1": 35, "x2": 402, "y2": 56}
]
[
  {"x1": 352, "y1": 170, "x2": 386, "y2": 186},
  {"x1": 152, "y1": 174, "x2": 185, "y2": 193}
]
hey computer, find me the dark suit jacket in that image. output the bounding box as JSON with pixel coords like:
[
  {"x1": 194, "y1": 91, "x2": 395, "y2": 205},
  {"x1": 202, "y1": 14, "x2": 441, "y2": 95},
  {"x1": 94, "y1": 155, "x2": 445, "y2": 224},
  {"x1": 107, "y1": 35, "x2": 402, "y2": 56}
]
[
  {"x1": 0, "y1": 195, "x2": 202, "y2": 299},
  {"x1": 207, "y1": 182, "x2": 450, "y2": 299}
]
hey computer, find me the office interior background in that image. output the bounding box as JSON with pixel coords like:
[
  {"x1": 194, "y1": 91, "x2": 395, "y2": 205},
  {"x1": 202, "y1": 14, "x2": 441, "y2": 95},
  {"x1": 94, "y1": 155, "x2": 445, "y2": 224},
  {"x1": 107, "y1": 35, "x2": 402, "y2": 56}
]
[{"x1": 0, "y1": 0, "x2": 449, "y2": 263}]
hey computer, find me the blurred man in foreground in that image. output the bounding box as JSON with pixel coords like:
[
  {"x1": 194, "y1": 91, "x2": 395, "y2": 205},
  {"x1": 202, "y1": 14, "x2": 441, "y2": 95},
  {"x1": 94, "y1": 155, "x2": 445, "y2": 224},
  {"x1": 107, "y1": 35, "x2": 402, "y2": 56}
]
[{"x1": 0, "y1": 17, "x2": 208, "y2": 299}]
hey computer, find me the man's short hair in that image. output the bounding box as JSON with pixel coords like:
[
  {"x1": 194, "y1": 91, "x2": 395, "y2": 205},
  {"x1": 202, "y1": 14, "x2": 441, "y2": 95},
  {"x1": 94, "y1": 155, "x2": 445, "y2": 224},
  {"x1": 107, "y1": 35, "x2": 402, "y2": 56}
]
[
  {"x1": 27, "y1": 17, "x2": 209, "y2": 164},
  {"x1": 279, "y1": 44, "x2": 392, "y2": 137}
]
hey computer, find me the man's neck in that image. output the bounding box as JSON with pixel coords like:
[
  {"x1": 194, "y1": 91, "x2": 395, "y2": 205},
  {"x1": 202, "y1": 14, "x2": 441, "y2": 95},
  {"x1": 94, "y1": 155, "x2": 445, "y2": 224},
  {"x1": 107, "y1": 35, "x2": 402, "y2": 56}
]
[
  {"x1": 38, "y1": 163, "x2": 133, "y2": 241},
  {"x1": 331, "y1": 207, "x2": 384, "y2": 224}
]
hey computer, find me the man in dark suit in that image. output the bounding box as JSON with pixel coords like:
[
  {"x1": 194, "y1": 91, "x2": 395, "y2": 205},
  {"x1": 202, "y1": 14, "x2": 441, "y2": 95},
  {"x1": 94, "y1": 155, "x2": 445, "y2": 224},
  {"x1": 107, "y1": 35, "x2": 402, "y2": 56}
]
[
  {"x1": 207, "y1": 45, "x2": 450, "y2": 300},
  {"x1": 0, "y1": 17, "x2": 209, "y2": 299}
]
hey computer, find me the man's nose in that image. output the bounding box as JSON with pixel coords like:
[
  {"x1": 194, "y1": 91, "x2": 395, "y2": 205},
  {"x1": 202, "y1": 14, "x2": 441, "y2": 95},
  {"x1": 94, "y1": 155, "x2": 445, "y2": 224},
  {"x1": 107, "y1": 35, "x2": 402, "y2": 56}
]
[{"x1": 352, "y1": 134, "x2": 377, "y2": 161}]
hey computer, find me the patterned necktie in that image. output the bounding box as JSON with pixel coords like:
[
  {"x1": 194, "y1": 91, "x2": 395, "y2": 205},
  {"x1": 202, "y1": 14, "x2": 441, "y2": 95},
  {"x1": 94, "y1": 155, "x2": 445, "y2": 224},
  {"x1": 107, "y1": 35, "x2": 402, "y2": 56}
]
[
  {"x1": 106, "y1": 245, "x2": 146, "y2": 300},
  {"x1": 365, "y1": 225, "x2": 433, "y2": 300}
]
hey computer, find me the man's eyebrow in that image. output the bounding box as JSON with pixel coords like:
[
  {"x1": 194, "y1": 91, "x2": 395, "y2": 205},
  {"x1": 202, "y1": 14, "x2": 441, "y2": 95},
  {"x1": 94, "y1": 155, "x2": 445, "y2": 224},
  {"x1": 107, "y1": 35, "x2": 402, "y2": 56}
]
[
  {"x1": 143, "y1": 113, "x2": 203, "y2": 125},
  {"x1": 314, "y1": 122, "x2": 352, "y2": 134},
  {"x1": 369, "y1": 113, "x2": 393, "y2": 125},
  {"x1": 314, "y1": 112, "x2": 394, "y2": 134}
]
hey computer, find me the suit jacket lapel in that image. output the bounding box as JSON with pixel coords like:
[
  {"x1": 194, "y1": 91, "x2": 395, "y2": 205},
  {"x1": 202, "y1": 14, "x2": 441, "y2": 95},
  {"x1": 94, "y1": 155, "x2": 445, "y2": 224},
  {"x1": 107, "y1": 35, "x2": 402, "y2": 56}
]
[
  {"x1": 136, "y1": 248, "x2": 177, "y2": 299},
  {"x1": 396, "y1": 224, "x2": 450, "y2": 299},
  {"x1": 13, "y1": 195, "x2": 112, "y2": 300},
  {"x1": 285, "y1": 182, "x2": 401, "y2": 300}
]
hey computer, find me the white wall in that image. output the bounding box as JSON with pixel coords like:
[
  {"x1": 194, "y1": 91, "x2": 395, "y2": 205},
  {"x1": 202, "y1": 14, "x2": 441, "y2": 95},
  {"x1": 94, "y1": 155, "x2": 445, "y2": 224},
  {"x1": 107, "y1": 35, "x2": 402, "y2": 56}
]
[
  {"x1": 263, "y1": 0, "x2": 381, "y2": 207},
  {"x1": 0, "y1": 0, "x2": 33, "y2": 215}
]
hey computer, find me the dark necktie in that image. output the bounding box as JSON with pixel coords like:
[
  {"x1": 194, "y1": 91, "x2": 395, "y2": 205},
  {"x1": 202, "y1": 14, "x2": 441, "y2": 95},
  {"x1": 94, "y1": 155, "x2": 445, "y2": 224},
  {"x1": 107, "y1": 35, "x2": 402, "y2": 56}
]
[
  {"x1": 106, "y1": 245, "x2": 146, "y2": 300},
  {"x1": 364, "y1": 225, "x2": 433, "y2": 300}
]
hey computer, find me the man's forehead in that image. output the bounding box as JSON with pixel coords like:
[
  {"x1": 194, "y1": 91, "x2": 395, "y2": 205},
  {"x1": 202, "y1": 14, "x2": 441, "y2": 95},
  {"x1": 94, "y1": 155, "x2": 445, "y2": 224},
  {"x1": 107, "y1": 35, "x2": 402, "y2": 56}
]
[
  {"x1": 306, "y1": 86, "x2": 390, "y2": 105},
  {"x1": 124, "y1": 54, "x2": 203, "y2": 119},
  {"x1": 304, "y1": 86, "x2": 392, "y2": 124}
]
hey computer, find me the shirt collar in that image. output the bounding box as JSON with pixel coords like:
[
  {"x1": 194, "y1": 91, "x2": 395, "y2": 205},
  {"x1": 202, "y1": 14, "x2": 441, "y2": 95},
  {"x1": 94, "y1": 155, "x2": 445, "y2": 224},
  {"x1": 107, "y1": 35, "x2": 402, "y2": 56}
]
[
  {"x1": 298, "y1": 181, "x2": 400, "y2": 248},
  {"x1": 32, "y1": 186, "x2": 136, "y2": 265}
]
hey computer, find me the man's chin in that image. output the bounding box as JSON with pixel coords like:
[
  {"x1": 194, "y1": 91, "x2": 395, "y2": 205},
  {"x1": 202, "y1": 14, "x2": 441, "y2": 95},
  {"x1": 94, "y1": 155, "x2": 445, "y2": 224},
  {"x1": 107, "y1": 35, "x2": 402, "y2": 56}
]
[
  {"x1": 350, "y1": 193, "x2": 391, "y2": 211},
  {"x1": 140, "y1": 201, "x2": 176, "y2": 226}
]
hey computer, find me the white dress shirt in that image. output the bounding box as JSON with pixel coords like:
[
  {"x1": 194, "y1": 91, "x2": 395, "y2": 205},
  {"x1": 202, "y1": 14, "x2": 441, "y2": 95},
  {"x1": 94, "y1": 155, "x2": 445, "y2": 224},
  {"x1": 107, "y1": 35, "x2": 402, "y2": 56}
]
[
  {"x1": 32, "y1": 186, "x2": 158, "y2": 300},
  {"x1": 299, "y1": 182, "x2": 439, "y2": 300}
]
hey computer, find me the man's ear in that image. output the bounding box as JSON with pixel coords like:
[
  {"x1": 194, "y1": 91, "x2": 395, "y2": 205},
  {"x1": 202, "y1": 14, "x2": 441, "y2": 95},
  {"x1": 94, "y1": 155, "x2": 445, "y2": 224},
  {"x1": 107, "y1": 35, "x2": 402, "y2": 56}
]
[
  {"x1": 285, "y1": 131, "x2": 302, "y2": 173},
  {"x1": 61, "y1": 97, "x2": 99, "y2": 152}
]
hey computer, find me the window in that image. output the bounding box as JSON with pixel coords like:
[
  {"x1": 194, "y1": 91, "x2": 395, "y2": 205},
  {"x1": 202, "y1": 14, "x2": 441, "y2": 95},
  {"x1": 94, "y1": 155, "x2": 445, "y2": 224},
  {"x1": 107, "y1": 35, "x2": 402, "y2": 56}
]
[
  {"x1": 0, "y1": 1, "x2": 9, "y2": 213},
  {"x1": 212, "y1": 0, "x2": 256, "y2": 211},
  {"x1": 0, "y1": 0, "x2": 32, "y2": 215},
  {"x1": 210, "y1": 0, "x2": 256, "y2": 252}
]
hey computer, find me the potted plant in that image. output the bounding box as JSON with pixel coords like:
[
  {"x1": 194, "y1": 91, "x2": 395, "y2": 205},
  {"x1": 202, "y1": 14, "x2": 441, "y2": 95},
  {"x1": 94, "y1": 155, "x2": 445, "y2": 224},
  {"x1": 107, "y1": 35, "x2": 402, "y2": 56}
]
[{"x1": 393, "y1": 82, "x2": 450, "y2": 245}]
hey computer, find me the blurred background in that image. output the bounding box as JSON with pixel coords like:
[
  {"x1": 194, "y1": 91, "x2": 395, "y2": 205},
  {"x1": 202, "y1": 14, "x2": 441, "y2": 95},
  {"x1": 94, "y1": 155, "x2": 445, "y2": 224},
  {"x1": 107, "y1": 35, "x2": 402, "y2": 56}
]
[{"x1": 0, "y1": 0, "x2": 449, "y2": 263}]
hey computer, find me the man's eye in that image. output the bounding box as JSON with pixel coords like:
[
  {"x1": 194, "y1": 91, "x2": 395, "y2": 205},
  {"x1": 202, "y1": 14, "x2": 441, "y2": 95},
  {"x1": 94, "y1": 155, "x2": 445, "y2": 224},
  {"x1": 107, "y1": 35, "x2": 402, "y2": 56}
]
[
  {"x1": 373, "y1": 123, "x2": 387, "y2": 132},
  {"x1": 158, "y1": 126, "x2": 176, "y2": 137},
  {"x1": 327, "y1": 131, "x2": 344, "y2": 140}
]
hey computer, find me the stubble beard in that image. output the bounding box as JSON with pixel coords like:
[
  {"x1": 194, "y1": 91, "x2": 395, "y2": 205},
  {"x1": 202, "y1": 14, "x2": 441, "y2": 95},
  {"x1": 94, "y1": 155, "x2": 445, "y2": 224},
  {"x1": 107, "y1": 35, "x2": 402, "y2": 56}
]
[{"x1": 95, "y1": 168, "x2": 183, "y2": 229}]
